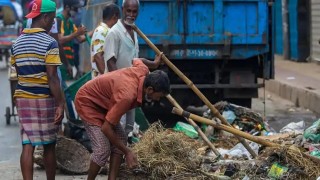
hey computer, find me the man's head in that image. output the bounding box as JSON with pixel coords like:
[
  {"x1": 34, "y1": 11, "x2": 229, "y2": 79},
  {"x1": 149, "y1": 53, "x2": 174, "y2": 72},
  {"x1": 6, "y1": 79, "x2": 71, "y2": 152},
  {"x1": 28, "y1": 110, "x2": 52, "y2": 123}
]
[
  {"x1": 25, "y1": 0, "x2": 56, "y2": 32},
  {"x1": 103, "y1": 3, "x2": 120, "y2": 28},
  {"x1": 63, "y1": 0, "x2": 82, "y2": 17},
  {"x1": 122, "y1": 0, "x2": 139, "y2": 25},
  {"x1": 143, "y1": 70, "x2": 170, "y2": 102}
]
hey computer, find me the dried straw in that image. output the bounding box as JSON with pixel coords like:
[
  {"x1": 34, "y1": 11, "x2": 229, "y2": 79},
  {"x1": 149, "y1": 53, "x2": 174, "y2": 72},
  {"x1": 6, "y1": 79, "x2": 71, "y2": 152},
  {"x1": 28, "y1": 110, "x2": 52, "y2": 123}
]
[
  {"x1": 283, "y1": 145, "x2": 320, "y2": 179},
  {"x1": 132, "y1": 122, "x2": 204, "y2": 179},
  {"x1": 251, "y1": 145, "x2": 320, "y2": 179}
]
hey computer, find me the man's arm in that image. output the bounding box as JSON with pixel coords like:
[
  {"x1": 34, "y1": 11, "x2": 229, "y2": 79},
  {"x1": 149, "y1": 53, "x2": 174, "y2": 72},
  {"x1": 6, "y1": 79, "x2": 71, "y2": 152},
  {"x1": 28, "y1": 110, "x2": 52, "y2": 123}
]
[
  {"x1": 107, "y1": 57, "x2": 118, "y2": 72},
  {"x1": 56, "y1": 18, "x2": 86, "y2": 45},
  {"x1": 46, "y1": 65, "x2": 64, "y2": 124},
  {"x1": 75, "y1": 30, "x2": 94, "y2": 44},
  {"x1": 104, "y1": 31, "x2": 119, "y2": 72},
  {"x1": 135, "y1": 52, "x2": 163, "y2": 69},
  {"x1": 93, "y1": 52, "x2": 105, "y2": 74},
  {"x1": 50, "y1": 32, "x2": 73, "y2": 75},
  {"x1": 101, "y1": 120, "x2": 137, "y2": 168}
]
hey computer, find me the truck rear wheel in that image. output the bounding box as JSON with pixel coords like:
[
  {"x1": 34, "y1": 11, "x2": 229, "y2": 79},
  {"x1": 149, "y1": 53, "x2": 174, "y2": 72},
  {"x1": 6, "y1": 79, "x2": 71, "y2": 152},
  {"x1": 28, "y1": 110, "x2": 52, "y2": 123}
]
[{"x1": 225, "y1": 98, "x2": 252, "y2": 108}]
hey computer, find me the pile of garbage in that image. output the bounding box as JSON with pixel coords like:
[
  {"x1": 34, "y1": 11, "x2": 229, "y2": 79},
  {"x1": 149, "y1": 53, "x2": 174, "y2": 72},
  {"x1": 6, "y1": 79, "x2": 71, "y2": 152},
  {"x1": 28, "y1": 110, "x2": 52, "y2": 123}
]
[
  {"x1": 178, "y1": 102, "x2": 320, "y2": 179},
  {"x1": 125, "y1": 121, "x2": 320, "y2": 179},
  {"x1": 33, "y1": 101, "x2": 320, "y2": 179},
  {"x1": 204, "y1": 101, "x2": 273, "y2": 136}
]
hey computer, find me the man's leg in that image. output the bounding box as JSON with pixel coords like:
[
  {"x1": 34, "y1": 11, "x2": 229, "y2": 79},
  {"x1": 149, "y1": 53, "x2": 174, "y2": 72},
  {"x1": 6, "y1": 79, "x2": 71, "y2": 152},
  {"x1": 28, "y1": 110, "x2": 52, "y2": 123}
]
[
  {"x1": 108, "y1": 153, "x2": 123, "y2": 180},
  {"x1": 125, "y1": 109, "x2": 135, "y2": 136},
  {"x1": 108, "y1": 124, "x2": 127, "y2": 180},
  {"x1": 84, "y1": 122, "x2": 110, "y2": 180},
  {"x1": 87, "y1": 160, "x2": 102, "y2": 180},
  {"x1": 43, "y1": 143, "x2": 57, "y2": 180},
  {"x1": 20, "y1": 144, "x2": 35, "y2": 180}
]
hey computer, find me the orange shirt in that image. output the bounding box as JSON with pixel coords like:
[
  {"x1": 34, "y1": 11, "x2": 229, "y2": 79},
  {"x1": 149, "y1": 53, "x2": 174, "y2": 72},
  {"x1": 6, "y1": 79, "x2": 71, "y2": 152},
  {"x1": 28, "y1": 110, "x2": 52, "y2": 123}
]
[{"x1": 75, "y1": 60, "x2": 149, "y2": 126}]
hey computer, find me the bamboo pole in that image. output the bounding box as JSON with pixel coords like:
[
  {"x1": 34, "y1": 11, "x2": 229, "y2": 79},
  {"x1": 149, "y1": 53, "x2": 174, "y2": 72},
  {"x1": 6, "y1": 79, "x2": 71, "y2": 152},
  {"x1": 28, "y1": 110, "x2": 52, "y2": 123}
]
[
  {"x1": 166, "y1": 95, "x2": 222, "y2": 158},
  {"x1": 171, "y1": 107, "x2": 278, "y2": 147},
  {"x1": 172, "y1": 108, "x2": 320, "y2": 164},
  {"x1": 132, "y1": 24, "x2": 258, "y2": 158}
]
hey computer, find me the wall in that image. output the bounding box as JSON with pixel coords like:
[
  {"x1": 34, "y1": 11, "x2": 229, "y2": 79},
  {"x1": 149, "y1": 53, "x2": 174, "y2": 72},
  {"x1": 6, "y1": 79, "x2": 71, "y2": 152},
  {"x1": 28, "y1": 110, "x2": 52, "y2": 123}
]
[{"x1": 311, "y1": 0, "x2": 320, "y2": 61}]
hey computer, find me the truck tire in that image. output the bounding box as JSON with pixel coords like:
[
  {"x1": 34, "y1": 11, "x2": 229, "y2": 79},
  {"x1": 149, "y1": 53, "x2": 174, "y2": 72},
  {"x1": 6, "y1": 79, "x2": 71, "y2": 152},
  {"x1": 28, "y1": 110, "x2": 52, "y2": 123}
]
[{"x1": 5, "y1": 107, "x2": 10, "y2": 125}]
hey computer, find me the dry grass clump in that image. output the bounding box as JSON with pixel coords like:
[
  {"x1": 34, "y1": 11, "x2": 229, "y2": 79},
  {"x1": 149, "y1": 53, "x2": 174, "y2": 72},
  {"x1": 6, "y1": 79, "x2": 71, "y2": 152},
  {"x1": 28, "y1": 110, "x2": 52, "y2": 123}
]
[
  {"x1": 283, "y1": 145, "x2": 320, "y2": 179},
  {"x1": 244, "y1": 145, "x2": 320, "y2": 179},
  {"x1": 132, "y1": 122, "x2": 203, "y2": 179}
]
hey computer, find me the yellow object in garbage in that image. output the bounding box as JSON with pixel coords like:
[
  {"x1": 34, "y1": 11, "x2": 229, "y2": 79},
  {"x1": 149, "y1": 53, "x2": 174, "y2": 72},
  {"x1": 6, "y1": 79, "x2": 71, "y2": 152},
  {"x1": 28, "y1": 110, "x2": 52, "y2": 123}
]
[{"x1": 268, "y1": 163, "x2": 288, "y2": 179}]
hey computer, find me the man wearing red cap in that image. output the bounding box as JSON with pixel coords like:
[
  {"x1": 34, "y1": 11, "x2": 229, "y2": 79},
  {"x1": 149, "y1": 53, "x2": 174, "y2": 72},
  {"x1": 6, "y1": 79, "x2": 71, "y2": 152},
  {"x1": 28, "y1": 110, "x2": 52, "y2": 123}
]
[{"x1": 10, "y1": 0, "x2": 64, "y2": 179}]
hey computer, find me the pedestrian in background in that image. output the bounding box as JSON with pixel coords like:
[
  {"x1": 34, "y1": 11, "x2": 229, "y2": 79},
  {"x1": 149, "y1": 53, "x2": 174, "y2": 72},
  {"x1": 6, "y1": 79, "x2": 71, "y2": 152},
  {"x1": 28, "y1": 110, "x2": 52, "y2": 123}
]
[
  {"x1": 11, "y1": 0, "x2": 23, "y2": 20},
  {"x1": 91, "y1": 3, "x2": 120, "y2": 78},
  {"x1": 10, "y1": 0, "x2": 64, "y2": 179},
  {"x1": 70, "y1": 0, "x2": 85, "y2": 79},
  {"x1": 104, "y1": 0, "x2": 140, "y2": 136},
  {"x1": 57, "y1": 0, "x2": 92, "y2": 80}
]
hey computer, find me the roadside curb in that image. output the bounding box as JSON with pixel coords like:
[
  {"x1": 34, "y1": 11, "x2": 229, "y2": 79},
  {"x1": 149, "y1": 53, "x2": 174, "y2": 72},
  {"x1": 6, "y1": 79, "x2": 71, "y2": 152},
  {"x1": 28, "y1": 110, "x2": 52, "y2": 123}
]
[{"x1": 265, "y1": 80, "x2": 320, "y2": 115}]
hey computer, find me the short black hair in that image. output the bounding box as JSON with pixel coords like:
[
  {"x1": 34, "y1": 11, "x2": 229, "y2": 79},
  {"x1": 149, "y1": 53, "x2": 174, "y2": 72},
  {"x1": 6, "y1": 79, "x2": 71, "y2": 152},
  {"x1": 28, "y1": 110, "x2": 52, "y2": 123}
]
[
  {"x1": 103, "y1": 3, "x2": 120, "y2": 20},
  {"x1": 63, "y1": 0, "x2": 82, "y2": 8},
  {"x1": 32, "y1": 12, "x2": 54, "y2": 22},
  {"x1": 144, "y1": 70, "x2": 170, "y2": 95}
]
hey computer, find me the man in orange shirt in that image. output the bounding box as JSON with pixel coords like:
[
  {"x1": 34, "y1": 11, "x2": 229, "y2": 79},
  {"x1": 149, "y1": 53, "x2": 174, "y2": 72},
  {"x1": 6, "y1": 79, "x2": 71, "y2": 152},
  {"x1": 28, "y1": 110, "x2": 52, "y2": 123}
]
[{"x1": 75, "y1": 54, "x2": 169, "y2": 180}]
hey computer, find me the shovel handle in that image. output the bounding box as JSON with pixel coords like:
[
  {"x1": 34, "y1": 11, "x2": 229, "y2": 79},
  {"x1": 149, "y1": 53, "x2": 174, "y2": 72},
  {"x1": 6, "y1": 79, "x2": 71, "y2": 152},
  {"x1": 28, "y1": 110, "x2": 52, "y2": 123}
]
[{"x1": 172, "y1": 107, "x2": 278, "y2": 148}]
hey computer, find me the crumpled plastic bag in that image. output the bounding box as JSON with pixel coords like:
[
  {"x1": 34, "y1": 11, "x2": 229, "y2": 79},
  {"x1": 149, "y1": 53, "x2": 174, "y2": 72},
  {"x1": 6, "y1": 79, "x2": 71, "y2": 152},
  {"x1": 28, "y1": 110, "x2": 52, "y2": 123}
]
[
  {"x1": 304, "y1": 119, "x2": 320, "y2": 143},
  {"x1": 218, "y1": 142, "x2": 260, "y2": 160},
  {"x1": 222, "y1": 110, "x2": 236, "y2": 124},
  {"x1": 279, "y1": 121, "x2": 305, "y2": 134}
]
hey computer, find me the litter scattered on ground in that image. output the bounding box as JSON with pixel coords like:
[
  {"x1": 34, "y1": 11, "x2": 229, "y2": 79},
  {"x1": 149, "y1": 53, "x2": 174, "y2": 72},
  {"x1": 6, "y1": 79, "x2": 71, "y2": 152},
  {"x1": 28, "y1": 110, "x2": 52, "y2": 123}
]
[
  {"x1": 32, "y1": 101, "x2": 320, "y2": 179},
  {"x1": 217, "y1": 142, "x2": 260, "y2": 160},
  {"x1": 304, "y1": 119, "x2": 320, "y2": 143},
  {"x1": 173, "y1": 121, "x2": 199, "y2": 138},
  {"x1": 203, "y1": 101, "x2": 274, "y2": 137},
  {"x1": 280, "y1": 121, "x2": 305, "y2": 134}
]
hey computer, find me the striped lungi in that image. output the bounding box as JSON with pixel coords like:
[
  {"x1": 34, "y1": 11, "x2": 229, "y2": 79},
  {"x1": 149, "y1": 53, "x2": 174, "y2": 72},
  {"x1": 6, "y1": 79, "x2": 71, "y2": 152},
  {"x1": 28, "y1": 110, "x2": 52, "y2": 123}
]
[{"x1": 16, "y1": 98, "x2": 59, "y2": 146}]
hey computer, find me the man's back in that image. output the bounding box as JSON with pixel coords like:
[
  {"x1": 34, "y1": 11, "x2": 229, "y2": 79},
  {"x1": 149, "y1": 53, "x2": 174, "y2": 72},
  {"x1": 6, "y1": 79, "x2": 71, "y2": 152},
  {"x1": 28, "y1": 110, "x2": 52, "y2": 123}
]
[
  {"x1": 91, "y1": 22, "x2": 110, "y2": 74},
  {"x1": 75, "y1": 60, "x2": 148, "y2": 126},
  {"x1": 11, "y1": 28, "x2": 61, "y2": 98}
]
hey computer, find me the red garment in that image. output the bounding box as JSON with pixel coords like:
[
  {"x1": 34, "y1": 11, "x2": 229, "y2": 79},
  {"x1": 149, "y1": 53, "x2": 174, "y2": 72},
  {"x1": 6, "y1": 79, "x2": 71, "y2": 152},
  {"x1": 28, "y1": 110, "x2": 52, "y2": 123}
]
[{"x1": 75, "y1": 60, "x2": 148, "y2": 126}]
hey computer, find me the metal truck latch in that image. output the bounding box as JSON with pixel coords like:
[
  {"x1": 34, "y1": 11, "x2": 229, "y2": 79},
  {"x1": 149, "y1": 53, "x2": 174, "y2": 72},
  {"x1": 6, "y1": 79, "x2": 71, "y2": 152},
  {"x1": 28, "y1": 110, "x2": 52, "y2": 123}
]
[{"x1": 223, "y1": 32, "x2": 232, "y2": 57}]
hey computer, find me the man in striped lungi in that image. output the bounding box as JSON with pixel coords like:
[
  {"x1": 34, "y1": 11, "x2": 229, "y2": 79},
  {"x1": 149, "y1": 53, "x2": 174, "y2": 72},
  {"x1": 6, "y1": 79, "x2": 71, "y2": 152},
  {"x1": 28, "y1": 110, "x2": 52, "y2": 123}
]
[{"x1": 10, "y1": 0, "x2": 64, "y2": 179}]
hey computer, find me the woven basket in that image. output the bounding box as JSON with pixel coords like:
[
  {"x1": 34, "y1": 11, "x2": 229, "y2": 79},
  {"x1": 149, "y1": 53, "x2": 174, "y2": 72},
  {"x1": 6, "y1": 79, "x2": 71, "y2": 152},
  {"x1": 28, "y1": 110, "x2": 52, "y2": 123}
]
[{"x1": 56, "y1": 136, "x2": 91, "y2": 174}]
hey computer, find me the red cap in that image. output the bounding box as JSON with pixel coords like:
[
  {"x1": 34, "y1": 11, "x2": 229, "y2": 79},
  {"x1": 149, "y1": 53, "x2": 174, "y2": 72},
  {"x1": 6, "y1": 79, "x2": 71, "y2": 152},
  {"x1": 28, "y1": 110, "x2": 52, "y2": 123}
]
[{"x1": 25, "y1": 0, "x2": 56, "y2": 19}]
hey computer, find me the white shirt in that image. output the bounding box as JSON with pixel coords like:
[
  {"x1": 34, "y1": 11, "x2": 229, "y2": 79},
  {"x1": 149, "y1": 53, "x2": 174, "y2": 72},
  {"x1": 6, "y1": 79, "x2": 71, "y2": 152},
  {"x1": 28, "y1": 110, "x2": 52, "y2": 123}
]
[
  {"x1": 90, "y1": 22, "x2": 109, "y2": 76},
  {"x1": 103, "y1": 19, "x2": 139, "y2": 73},
  {"x1": 11, "y1": 1, "x2": 23, "y2": 20}
]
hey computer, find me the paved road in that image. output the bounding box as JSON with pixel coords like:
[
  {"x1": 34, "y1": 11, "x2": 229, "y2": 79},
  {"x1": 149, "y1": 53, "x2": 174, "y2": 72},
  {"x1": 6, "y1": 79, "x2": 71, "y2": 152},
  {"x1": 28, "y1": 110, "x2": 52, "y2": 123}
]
[
  {"x1": 253, "y1": 89, "x2": 318, "y2": 132},
  {"x1": 0, "y1": 61, "x2": 318, "y2": 179}
]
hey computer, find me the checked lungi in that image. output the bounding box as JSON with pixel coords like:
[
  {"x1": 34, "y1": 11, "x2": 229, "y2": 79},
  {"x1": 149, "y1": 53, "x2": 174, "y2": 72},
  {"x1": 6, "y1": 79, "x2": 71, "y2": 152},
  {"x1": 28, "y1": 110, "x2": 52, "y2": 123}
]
[
  {"x1": 83, "y1": 121, "x2": 127, "y2": 167},
  {"x1": 16, "y1": 98, "x2": 59, "y2": 146}
]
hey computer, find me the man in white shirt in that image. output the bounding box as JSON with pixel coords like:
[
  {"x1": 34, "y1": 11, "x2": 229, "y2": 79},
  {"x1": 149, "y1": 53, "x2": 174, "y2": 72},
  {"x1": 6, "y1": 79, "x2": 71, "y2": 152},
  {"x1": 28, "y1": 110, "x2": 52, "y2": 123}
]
[
  {"x1": 11, "y1": 0, "x2": 23, "y2": 20},
  {"x1": 104, "y1": 0, "x2": 140, "y2": 136},
  {"x1": 90, "y1": 4, "x2": 120, "y2": 78}
]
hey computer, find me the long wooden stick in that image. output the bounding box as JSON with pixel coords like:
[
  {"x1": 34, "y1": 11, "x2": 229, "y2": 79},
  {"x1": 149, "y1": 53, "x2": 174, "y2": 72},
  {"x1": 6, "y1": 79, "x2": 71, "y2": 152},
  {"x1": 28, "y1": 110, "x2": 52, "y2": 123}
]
[
  {"x1": 171, "y1": 107, "x2": 278, "y2": 147},
  {"x1": 166, "y1": 95, "x2": 222, "y2": 158},
  {"x1": 172, "y1": 107, "x2": 320, "y2": 164},
  {"x1": 132, "y1": 24, "x2": 258, "y2": 158}
]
